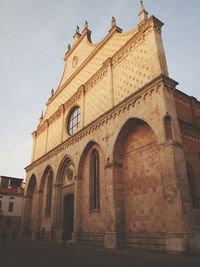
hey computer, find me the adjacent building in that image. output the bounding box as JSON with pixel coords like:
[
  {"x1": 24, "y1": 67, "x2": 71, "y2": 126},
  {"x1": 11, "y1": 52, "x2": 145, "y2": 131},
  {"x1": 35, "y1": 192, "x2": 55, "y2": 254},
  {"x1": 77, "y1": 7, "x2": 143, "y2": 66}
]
[
  {"x1": 22, "y1": 2, "x2": 200, "y2": 253},
  {"x1": 0, "y1": 176, "x2": 24, "y2": 235}
]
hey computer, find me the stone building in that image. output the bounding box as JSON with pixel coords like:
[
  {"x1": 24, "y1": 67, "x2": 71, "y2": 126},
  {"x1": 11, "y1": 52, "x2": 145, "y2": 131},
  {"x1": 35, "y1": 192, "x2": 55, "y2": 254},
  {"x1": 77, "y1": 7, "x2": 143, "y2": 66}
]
[
  {"x1": 22, "y1": 2, "x2": 200, "y2": 253},
  {"x1": 0, "y1": 176, "x2": 24, "y2": 235}
]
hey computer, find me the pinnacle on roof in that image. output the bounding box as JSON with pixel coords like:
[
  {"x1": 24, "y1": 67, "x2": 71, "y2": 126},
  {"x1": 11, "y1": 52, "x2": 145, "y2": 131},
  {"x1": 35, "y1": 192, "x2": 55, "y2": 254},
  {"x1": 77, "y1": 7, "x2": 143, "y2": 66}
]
[{"x1": 138, "y1": 0, "x2": 148, "y2": 22}]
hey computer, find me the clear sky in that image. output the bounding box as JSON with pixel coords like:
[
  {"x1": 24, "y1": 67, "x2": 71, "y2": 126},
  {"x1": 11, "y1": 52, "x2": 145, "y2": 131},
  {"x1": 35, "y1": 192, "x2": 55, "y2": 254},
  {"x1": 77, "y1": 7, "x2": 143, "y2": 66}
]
[{"x1": 0, "y1": 0, "x2": 200, "y2": 180}]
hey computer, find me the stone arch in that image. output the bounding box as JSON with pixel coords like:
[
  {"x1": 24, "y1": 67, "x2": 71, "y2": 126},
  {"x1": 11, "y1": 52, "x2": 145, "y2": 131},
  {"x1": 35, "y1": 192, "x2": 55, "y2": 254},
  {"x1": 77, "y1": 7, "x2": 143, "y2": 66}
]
[
  {"x1": 23, "y1": 174, "x2": 37, "y2": 237},
  {"x1": 78, "y1": 141, "x2": 97, "y2": 179},
  {"x1": 77, "y1": 141, "x2": 106, "y2": 240},
  {"x1": 112, "y1": 117, "x2": 157, "y2": 161},
  {"x1": 37, "y1": 165, "x2": 54, "y2": 235},
  {"x1": 56, "y1": 155, "x2": 75, "y2": 184},
  {"x1": 53, "y1": 155, "x2": 76, "y2": 239},
  {"x1": 113, "y1": 118, "x2": 166, "y2": 246}
]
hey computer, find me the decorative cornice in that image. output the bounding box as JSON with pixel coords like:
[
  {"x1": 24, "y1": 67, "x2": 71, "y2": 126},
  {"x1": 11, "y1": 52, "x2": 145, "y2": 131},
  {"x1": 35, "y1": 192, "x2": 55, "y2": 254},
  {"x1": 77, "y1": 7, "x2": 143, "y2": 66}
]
[
  {"x1": 179, "y1": 119, "x2": 200, "y2": 143},
  {"x1": 103, "y1": 58, "x2": 113, "y2": 68},
  {"x1": 85, "y1": 67, "x2": 107, "y2": 93},
  {"x1": 25, "y1": 74, "x2": 173, "y2": 172},
  {"x1": 157, "y1": 140, "x2": 183, "y2": 150}
]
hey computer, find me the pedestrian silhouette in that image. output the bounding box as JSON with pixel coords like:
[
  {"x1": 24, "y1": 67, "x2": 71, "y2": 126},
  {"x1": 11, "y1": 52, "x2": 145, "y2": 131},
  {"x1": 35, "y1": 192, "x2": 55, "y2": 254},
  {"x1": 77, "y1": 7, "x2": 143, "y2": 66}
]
[
  {"x1": 50, "y1": 226, "x2": 55, "y2": 241},
  {"x1": 62, "y1": 231, "x2": 66, "y2": 247},
  {"x1": 41, "y1": 227, "x2": 45, "y2": 241}
]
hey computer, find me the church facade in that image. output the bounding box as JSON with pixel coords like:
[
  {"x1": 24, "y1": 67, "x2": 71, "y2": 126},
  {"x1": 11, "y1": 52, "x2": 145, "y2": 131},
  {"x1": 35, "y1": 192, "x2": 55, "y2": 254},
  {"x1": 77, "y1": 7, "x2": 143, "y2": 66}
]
[{"x1": 22, "y1": 3, "x2": 200, "y2": 253}]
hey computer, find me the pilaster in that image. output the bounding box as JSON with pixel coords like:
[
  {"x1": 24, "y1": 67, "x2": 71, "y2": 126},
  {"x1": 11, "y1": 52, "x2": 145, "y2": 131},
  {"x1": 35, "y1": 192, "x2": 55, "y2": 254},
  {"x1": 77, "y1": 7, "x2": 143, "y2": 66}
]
[{"x1": 103, "y1": 58, "x2": 114, "y2": 108}]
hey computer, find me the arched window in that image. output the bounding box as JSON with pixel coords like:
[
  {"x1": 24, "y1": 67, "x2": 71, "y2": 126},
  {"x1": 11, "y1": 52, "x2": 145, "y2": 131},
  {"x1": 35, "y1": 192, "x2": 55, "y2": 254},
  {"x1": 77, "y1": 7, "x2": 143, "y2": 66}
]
[
  {"x1": 90, "y1": 149, "x2": 100, "y2": 210},
  {"x1": 45, "y1": 171, "x2": 53, "y2": 215},
  {"x1": 67, "y1": 107, "x2": 80, "y2": 135},
  {"x1": 164, "y1": 115, "x2": 173, "y2": 141}
]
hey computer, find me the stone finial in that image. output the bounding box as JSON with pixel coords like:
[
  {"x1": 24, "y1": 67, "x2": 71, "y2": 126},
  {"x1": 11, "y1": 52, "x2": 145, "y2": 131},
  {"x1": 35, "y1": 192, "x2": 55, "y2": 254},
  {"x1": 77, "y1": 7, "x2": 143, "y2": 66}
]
[
  {"x1": 109, "y1": 16, "x2": 122, "y2": 33},
  {"x1": 84, "y1": 20, "x2": 88, "y2": 30},
  {"x1": 73, "y1": 25, "x2": 81, "y2": 42},
  {"x1": 111, "y1": 16, "x2": 116, "y2": 28},
  {"x1": 138, "y1": 0, "x2": 148, "y2": 22},
  {"x1": 51, "y1": 88, "x2": 54, "y2": 97},
  {"x1": 67, "y1": 43, "x2": 71, "y2": 52},
  {"x1": 76, "y1": 25, "x2": 80, "y2": 34}
]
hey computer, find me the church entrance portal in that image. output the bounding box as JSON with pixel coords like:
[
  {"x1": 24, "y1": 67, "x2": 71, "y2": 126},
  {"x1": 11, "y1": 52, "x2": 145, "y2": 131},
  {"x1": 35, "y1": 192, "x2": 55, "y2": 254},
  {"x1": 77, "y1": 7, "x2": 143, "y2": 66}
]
[{"x1": 63, "y1": 194, "x2": 74, "y2": 240}]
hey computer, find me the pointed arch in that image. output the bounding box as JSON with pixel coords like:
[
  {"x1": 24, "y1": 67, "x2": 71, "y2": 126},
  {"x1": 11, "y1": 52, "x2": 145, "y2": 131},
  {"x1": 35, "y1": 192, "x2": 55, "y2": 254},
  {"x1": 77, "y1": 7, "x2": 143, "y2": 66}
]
[
  {"x1": 56, "y1": 155, "x2": 75, "y2": 185},
  {"x1": 40, "y1": 165, "x2": 54, "y2": 216},
  {"x1": 53, "y1": 155, "x2": 75, "y2": 236},
  {"x1": 77, "y1": 141, "x2": 97, "y2": 178},
  {"x1": 23, "y1": 174, "x2": 37, "y2": 237},
  {"x1": 113, "y1": 117, "x2": 157, "y2": 162},
  {"x1": 112, "y1": 117, "x2": 165, "y2": 236}
]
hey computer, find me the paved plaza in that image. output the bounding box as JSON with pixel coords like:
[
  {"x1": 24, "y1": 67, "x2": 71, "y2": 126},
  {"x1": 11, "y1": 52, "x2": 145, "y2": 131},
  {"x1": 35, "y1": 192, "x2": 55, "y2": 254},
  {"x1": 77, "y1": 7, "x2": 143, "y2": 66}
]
[{"x1": 1, "y1": 239, "x2": 200, "y2": 267}]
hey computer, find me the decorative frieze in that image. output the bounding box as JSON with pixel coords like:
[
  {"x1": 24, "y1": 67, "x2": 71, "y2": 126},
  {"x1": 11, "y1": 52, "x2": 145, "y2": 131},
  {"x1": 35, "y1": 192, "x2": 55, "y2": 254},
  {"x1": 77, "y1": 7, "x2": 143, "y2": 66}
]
[{"x1": 26, "y1": 75, "x2": 170, "y2": 172}]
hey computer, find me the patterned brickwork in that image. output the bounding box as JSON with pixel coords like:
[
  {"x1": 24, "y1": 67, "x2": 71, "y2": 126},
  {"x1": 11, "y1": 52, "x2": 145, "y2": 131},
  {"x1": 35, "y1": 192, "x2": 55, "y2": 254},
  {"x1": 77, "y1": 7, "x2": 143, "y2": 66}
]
[
  {"x1": 121, "y1": 122, "x2": 166, "y2": 233},
  {"x1": 34, "y1": 130, "x2": 46, "y2": 160},
  {"x1": 44, "y1": 29, "x2": 137, "y2": 119},
  {"x1": 84, "y1": 73, "x2": 111, "y2": 125},
  {"x1": 47, "y1": 116, "x2": 62, "y2": 152},
  {"x1": 113, "y1": 32, "x2": 162, "y2": 104}
]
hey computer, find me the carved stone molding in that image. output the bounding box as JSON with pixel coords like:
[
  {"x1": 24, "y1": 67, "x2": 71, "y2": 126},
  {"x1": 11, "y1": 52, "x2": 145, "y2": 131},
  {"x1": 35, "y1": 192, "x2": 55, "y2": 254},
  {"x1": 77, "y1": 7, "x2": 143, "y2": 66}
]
[
  {"x1": 105, "y1": 161, "x2": 123, "y2": 169},
  {"x1": 26, "y1": 75, "x2": 171, "y2": 172},
  {"x1": 85, "y1": 68, "x2": 107, "y2": 93},
  {"x1": 103, "y1": 58, "x2": 113, "y2": 68}
]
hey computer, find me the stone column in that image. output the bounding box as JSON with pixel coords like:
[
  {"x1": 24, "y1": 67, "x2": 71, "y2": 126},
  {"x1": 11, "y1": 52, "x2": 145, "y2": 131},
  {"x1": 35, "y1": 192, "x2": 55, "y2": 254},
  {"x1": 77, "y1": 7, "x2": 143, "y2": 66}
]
[
  {"x1": 160, "y1": 78, "x2": 199, "y2": 252},
  {"x1": 44, "y1": 120, "x2": 49, "y2": 153},
  {"x1": 53, "y1": 183, "x2": 63, "y2": 240},
  {"x1": 79, "y1": 85, "x2": 85, "y2": 128},
  {"x1": 31, "y1": 131, "x2": 37, "y2": 162},
  {"x1": 72, "y1": 175, "x2": 80, "y2": 244},
  {"x1": 59, "y1": 104, "x2": 65, "y2": 142},
  {"x1": 104, "y1": 159, "x2": 123, "y2": 248},
  {"x1": 35, "y1": 190, "x2": 43, "y2": 237},
  {"x1": 103, "y1": 58, "x2": 114, "y2": 107}
]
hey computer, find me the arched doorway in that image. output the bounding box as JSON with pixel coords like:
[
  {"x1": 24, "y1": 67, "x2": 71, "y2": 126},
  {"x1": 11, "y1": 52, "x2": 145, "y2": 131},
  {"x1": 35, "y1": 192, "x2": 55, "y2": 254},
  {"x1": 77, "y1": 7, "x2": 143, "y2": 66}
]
[
  {"x1": 113, "y1": 118, "x2": 165, "y2": 246},
  {"x1": 23, "y1": 174, "x2": 37, "y2": 237},
  {"x1": 54, "y1": 156, "x2": 75, "y2": 239},
  {"x1": 63, "y1": 194, "x2": 74, "y2": 240}
]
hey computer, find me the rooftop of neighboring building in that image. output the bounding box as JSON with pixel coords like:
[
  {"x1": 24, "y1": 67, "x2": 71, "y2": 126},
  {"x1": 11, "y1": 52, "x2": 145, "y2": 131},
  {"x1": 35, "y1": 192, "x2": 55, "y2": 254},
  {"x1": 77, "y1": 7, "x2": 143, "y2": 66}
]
[{"x1": 0, "y1": 176, "x2": 25, "y2": 196}]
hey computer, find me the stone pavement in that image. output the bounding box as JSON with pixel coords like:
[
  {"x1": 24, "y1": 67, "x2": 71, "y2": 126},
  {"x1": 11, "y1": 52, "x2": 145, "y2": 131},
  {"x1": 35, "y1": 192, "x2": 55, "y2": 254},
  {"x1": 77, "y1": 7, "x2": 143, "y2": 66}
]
[{"x1": 1, "y1": 239, "x2": 200, "y2": 267}]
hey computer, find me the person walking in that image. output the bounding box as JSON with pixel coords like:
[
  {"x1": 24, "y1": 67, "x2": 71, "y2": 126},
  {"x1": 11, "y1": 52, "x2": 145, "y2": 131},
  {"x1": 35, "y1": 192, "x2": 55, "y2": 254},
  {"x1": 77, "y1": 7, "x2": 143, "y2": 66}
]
[
  {"x1": 50, "y1": 226, "x2": 55, "y2": 241},
  {"x1": 41, "y1": 227, "x2": 45, "y2": 241},
  {"x1": 62, "y1": 231, "x2": 66, "y2": 247}
]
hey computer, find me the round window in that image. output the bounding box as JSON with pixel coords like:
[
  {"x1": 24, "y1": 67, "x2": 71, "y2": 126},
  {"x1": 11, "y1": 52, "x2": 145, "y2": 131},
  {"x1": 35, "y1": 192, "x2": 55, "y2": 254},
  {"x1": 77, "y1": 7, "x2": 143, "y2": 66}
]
[{"x1": 67, "y1": 107, "x2": 80, "y2": 135}]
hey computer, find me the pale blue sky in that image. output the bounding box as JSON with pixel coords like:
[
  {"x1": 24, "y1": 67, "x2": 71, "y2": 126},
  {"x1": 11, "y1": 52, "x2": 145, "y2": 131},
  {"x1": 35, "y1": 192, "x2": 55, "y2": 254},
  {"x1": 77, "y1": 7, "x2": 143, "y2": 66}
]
[{"x1": 0, "y1": 0, "x2": 200, "y2": 179}]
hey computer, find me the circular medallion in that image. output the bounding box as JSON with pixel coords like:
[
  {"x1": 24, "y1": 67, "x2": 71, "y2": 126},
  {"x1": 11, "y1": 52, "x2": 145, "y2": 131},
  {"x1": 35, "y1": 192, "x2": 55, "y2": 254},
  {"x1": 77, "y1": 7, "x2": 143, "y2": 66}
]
[
  {"x1": 72, "y1": 56, "x2": 78, "y2": 68},
  {"x1": 66, "y1": 164, "x2": 74, "y2": 181}
]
